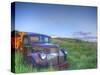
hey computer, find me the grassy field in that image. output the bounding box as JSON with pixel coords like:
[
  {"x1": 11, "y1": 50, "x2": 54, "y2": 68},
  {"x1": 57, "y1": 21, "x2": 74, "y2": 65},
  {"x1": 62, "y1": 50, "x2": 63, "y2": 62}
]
[
  {"x1": 52, "y1": 38, "x2": 97, "y2": 70},
  {"x1": 14, "y1": 38, "x2": 97, "y2": 73}
]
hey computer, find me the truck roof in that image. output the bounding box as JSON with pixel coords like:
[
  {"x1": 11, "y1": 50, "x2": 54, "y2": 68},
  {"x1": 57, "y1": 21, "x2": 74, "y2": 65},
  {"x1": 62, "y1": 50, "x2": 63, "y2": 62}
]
[{"x1": 24, "y1": 32, "x2": 51, "y2": 38}]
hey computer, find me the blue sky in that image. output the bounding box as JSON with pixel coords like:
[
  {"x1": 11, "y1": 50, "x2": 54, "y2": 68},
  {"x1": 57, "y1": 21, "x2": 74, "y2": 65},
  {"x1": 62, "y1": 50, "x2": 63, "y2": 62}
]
[{"x1": 14, "y1": 2, "x2": 97, "y2": 38}]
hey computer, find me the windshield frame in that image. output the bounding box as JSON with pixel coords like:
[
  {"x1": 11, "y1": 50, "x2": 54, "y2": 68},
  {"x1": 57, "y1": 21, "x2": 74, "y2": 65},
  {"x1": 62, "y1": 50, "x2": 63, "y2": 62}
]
[{"x1": 29, "y1": 35, "x2": 50, "y2": 43}]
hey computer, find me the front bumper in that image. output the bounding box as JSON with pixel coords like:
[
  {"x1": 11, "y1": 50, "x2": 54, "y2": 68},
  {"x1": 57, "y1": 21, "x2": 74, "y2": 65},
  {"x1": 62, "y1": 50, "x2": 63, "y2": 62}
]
[{"x1": 55, "y1": 61, "x2": 68, "y2": 70}]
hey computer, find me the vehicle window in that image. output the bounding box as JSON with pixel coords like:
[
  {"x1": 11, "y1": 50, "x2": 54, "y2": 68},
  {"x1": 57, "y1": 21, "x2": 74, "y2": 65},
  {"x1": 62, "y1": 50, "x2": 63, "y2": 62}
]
[
  {"x1": 23, "y1": 37, "x2": 29, "y2": 45},
  {"x1": 44, "y1": 37, "x2": 49, "y2": 43},
  {"x1": 30, "y1": 36, "x2": 39, "y2": 42}
]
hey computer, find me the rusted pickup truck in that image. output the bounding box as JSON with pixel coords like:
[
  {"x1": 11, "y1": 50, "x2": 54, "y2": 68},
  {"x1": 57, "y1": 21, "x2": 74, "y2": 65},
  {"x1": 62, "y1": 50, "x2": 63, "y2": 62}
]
[{"x1": 11, "y1": 31, "x2": 68, "y2": 69}]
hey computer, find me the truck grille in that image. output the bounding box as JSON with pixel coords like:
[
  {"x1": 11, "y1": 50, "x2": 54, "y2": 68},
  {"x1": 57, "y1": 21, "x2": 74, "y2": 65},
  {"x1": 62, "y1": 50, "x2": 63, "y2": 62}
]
[{"x1": 33, "y1": 46, "x2": 65, "y2": 65}]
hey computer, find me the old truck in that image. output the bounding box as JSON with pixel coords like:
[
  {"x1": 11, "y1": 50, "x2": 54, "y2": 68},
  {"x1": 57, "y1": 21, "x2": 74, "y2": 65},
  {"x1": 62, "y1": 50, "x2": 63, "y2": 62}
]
[{"x1": 11, "y1": 31, "x2": 68, "y2": 69}]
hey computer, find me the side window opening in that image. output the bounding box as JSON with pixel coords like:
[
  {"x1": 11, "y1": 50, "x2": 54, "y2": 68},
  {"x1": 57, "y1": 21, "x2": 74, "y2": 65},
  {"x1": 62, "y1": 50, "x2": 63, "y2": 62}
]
[
  {"x1": 44, "y1": 37, "x2": 49, "y2": 43},
  {"x1": 23, "y1": 36, "x2": 29, "y2": 45}
]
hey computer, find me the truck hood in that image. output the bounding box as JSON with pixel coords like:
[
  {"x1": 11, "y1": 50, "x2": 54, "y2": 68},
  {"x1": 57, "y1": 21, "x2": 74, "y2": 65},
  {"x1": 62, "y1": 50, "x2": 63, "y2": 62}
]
[{"x1": 31, "y1": 43, "x2": 59, "y2": 48}]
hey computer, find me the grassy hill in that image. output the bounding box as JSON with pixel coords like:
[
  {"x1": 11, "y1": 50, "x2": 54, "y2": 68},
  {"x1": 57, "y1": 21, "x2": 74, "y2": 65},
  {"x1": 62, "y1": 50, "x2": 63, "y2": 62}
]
[{"x1": 51, "y1": 38, "x2": 97, "y2": 70}]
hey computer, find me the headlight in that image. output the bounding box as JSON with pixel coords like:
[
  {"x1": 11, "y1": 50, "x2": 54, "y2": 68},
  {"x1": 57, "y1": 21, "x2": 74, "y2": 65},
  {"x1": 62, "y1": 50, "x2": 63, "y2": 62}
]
[{"x1": 40, "y1": 53, "x2": 46, "y2": 59}]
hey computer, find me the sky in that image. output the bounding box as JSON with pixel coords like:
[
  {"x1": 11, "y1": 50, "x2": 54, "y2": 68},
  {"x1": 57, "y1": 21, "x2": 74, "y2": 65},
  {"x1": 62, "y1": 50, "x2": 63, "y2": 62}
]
[{"x1": 12, "y1": 2, "x2": 97, "y2": 39}]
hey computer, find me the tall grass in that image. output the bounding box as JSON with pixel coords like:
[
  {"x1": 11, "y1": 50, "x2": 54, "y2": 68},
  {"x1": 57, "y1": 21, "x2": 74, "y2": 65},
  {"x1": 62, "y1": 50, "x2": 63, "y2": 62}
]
[
  {"x1": 15, "y1": 38, "x2": 97, "y2": 73},
  {"x1": 15, "y1": 51, "x2": 56, "y2": 73},
  {"x1": 52, "y1": 38, "x2": 97, "y2": 70}
]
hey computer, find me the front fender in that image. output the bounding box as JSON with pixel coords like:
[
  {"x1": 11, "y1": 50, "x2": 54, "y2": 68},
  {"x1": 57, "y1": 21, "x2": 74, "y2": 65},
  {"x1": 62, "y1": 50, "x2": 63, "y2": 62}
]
[{"x1": 60, "y1": 48, "x2": 68, "y2": 60}]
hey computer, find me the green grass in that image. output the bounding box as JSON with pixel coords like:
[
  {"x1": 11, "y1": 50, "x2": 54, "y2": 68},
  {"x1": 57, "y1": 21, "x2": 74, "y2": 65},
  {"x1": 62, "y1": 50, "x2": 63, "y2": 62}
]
[
  {"x1": 14, "y1": 38, "x2": 97, "y2": 73},
  {"x1": 52, "y1": 38, "x2": 97, "y2": 70},
  {"x1": 15, "y1": 51, "x2": 56, "y2": 73}
]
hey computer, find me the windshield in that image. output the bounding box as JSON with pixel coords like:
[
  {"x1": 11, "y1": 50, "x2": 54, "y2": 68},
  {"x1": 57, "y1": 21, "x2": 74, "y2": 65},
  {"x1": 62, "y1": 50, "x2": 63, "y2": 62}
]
[
  {"x1": 30, "y1": 35, "x2": 50, "y2": 43},
  {"x1": 30, "y1": 36, "x2": 39, "y2": 42}
]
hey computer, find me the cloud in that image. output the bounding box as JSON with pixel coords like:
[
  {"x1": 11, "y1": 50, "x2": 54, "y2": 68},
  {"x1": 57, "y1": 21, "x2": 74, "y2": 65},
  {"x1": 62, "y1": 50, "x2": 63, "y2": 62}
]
[
  {"x1": 72, "y1": 31, "x2": 97, "y2": 42},
  {"x1": 73, "y1": 31, "x2": 92, "y2": 36}
]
